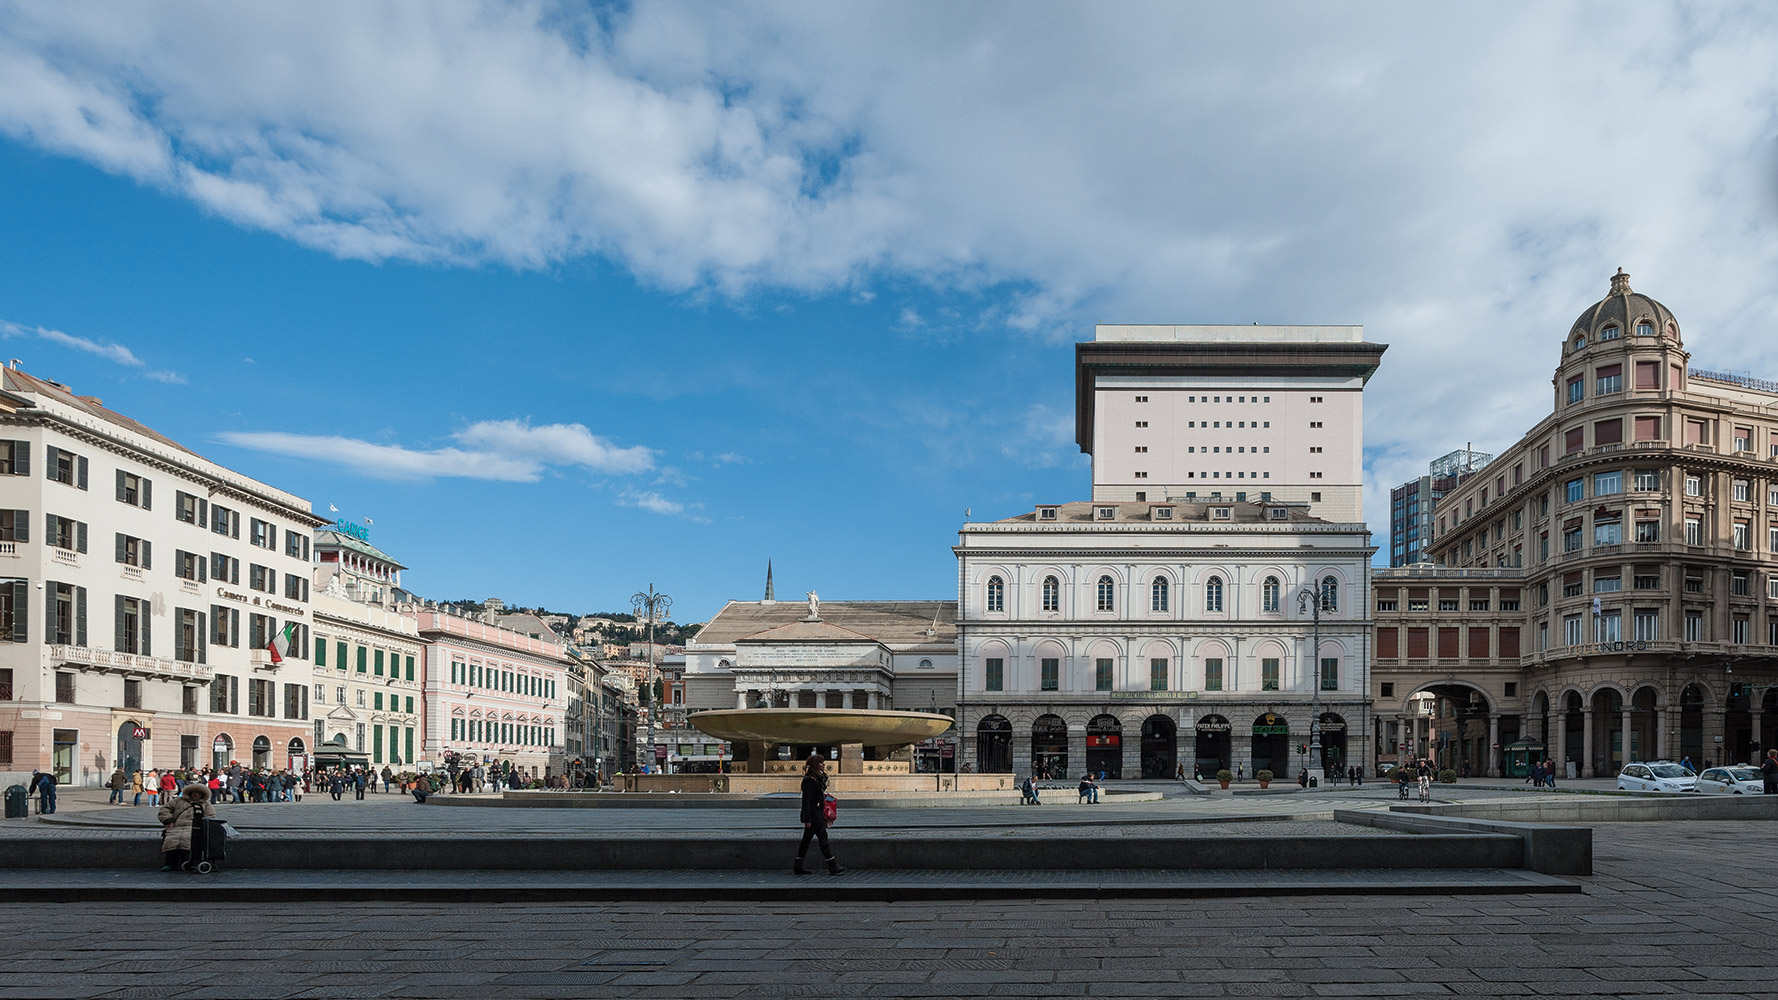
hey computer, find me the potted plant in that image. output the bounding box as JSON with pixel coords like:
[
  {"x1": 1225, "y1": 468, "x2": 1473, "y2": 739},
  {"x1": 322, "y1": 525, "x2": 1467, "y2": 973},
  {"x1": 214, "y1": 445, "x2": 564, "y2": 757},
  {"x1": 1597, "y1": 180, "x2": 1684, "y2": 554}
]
[
  {"x1": 1215, "y1": 768, "x2": 1233, "y2": 790},
  {"x1": 1438, "y1": 768, "x2": 1458, "y2": 784},
  {"x1": 1256, "y1": 769, "x2": 1274, "y2": 789}
]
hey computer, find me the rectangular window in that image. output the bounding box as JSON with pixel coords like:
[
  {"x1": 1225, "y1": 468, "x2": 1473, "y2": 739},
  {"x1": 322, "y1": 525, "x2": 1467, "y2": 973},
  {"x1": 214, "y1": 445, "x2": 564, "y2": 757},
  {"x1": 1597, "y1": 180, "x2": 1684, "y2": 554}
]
[
  {"x1": 1564, "y1": 615, "x2": 1583, "y2": 646},
  {"x1": 45, "y1": 445, "x2": 87, "y2": 489},
  {"x1": 114, "y1": 533, "x2": 150, "y2": 568},
  {"x1": 984, "y1": 657, "x2": 1004, "y2": 691},
  {"x1": 1407, "y1": 628, "x2": 1429, "y2": 658},
  {"x1": 1319, "y1": 657, "x2": 1338, "y2": 691},
  {"x1": 1564, "y1": 427, "x2": 1584, "y2": 454},
  {"x1": 283, "y1": 574, "x2": 308, "y2": 601},
  {"x1": 1594, "y1": 418, "x2": 1623, "y2": 445},
  {"x1": 374, "y1": 649, "x2": 385, "y2": 676},
  {"x1": 1734, "y1": 479, "x2": 1751, "y2": 502},
  {"x1": 1567, "y1": 377, "x2": 1584, "y2": 404},
  {"x1": 1686, "y1": 419, "x2": 1708, "y2": 447},
  {"x1": 55, "y1": 671, "x2": 75, "y2": 703},
  {"x1": 1634, "y1": 520, "x2": 1659, "y2": 543},
  {"x1": 1684, "y1": 612, "x2": 1702, "y2": 642},
  {"x1": 1566, "y1": 479, "x2": 1583, "y2": 503},
  {"x1": 1595, "y1": 612, "x2": 1622, "y2": 643},
  {"x1": 1731, "y1": 570, "x2": 1750, "y2": 596},
  {"x1": 1438, "y1": 628, "x2": 1459, "y2": 658},
  {"x1": 1094, "y1": 658, "x2": 1113, "y2": 692},
  {"x1": 1736, "y1": 618, "x2": 1752, "y2": 644},
  {"x1": 356, "y1": 646, "x2": 367, "y2": 672},
  {"x1": 211, "y1": 505, "x2": 239, "y2": 538},
  {"x1": 1149, "y1": 657, "x2": 1168, "y2": 691},
  {"x1": 115, "y1": 596, "x2": 148, "y2": 655},
  {"x1": 1499, "y1": 628, "x2": 1520, "y2": 658},
  {"x1": 0, "y1": 440, "x2": 27, "y2": 476},
  {"x1": 1203, "y1": 657, "x2": 1223, "y2": 691},
  {"x1": 1634, "y1": 360, "x2": 1660, "y2": 389},
  {"x1": 1734, "y1": 427, "x2": 1753, "y2": 452},
  {"x1": 1685, "y1": 474, "x2": 1702, "y2": 497},
  {"x1": 1686, "y1": 517, "x2": 1703, "y2": 546},
  {"x1": 1593, "y1": 471, "x2": 1622, "y2": 495},
  {"x1": 1633, "y1": 469, "x2": 1659, "y2": 492},
  {"x1": 249, "y1": 518, "x2": 276, "y2": 549},
  {"x1": 115, "y1": 470, "x2": 149, "y2": 508},
  {"x1": 1261, "y1": 657, "x2": 1280, "y2": 691},
  {"x1": 1634, "y1": 611, "x2": 1660, "y2": 642},
  {"x1": 1563, "y1": 526, "x2": 1582, "y2": 552},
  {"x1": 1594, "y1": 574, "x2": 1622, "y2": 593},
  {"x1": 1594, "y1": 518, "x2": 1621, "y2": 546}
]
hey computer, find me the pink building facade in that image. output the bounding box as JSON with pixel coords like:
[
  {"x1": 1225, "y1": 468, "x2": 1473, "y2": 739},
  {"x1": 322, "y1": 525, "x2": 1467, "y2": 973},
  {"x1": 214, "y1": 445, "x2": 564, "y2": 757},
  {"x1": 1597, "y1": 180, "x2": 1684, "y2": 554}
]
[{"x1": 415, "y1": 610, "x2": 574, "y2": 778}]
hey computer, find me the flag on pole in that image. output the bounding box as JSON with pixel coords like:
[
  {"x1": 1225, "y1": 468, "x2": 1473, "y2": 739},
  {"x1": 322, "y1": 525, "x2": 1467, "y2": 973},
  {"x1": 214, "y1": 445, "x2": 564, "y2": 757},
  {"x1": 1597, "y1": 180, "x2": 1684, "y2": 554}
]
[
  {"x1": 365, "y1": 517, "x2": 374, "y2": 525},
  {"x1": 329, "y1": 504, "x2": 339, "y2": 513},
  {"x1": 267, "y1": 621, "x2": 295, "y2": 664}
]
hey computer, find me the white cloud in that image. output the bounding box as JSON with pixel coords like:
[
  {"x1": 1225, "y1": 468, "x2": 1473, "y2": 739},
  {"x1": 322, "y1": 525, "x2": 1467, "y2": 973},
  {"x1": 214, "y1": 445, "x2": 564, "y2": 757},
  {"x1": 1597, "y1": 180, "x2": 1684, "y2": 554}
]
[
  {"x1": 618, "y1": 488, "x2": 709, "y2": 523},
  {"x1": 0, "y1": 317, "x2": 185, "y2": 383},
  {"x1": 5, "y1": 5, "x2": 1778, "y2": 477},
  {"x1": 218, "y1": 419, "x2": 655, "y2": 483}
]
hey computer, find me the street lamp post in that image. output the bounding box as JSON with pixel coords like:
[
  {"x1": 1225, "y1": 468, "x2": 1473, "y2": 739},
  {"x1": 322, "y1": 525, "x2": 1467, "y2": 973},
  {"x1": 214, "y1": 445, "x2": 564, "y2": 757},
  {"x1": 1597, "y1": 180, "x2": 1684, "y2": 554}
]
[
  {"x1": 1296, "y1": 582, "x2": 1324, "y2": 783},
  {"x1": 632, "y1": 584, "x2": 672, "y2": 774}
]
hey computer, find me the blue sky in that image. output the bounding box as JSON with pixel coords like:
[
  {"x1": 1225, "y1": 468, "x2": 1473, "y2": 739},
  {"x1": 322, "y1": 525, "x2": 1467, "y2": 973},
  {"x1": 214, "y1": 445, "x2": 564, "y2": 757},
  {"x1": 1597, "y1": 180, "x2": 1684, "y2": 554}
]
[{"x1": 3, "y1": 3, "x2": 1777, "y2": 623}]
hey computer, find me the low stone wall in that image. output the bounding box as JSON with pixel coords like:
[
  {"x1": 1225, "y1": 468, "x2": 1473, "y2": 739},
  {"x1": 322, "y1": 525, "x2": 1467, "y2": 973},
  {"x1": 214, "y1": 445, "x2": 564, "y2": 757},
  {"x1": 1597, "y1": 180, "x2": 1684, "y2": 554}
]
[
  {"x1": 0, "y1": 830, "x2": 1524, "y2": 871},
  {"x1": 1396, "y1": 793, "x2": 1778, "y2": 825},
  {"x1": 621, "y1": 772, "x2": 1015, "y2": 794},
  {"x1": 1336, "y1": 809, "x2": 1591, "y2": 876}
]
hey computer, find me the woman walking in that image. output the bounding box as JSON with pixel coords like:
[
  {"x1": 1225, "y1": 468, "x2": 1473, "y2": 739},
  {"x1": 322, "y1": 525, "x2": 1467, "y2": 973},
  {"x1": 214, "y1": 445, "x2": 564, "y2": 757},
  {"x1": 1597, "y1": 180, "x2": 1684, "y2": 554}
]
[{"x1": 793, "y1": 754, "x2": 844, "y2": 876}]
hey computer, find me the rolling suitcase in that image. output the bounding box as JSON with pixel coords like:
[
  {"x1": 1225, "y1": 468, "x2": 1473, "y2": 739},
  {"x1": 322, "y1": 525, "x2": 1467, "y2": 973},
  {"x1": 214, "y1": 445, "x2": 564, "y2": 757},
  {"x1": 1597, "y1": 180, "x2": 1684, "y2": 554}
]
[{"x1": 183, "y1": 811, "x2": 227, "y2": 873}]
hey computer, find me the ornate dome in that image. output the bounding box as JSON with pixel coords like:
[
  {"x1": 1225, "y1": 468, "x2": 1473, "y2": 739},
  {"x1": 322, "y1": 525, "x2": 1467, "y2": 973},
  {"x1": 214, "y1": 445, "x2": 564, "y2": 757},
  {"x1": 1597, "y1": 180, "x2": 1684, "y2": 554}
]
[{"x1": 1568, "y1": 268, "x2": 1680, "y2": 347}]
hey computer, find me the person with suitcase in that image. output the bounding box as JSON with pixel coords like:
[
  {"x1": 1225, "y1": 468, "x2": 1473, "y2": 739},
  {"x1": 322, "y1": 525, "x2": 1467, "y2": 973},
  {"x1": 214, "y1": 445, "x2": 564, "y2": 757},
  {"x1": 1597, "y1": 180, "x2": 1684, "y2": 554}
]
[{"x1": 157, "y1": 784, "x2": 216, "y2": 872}]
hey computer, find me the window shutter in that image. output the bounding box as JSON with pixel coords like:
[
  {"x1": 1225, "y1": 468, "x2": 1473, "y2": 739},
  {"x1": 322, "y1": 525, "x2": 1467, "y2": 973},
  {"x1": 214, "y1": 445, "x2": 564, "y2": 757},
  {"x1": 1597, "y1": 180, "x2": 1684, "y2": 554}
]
[
  {"x1": 12, "y1": 442, "x2": 26, "y2": 476},
  {"x1": 196, "y1": 497, "x2": 207, "y2": 525},
  {"x1": 44, "y1": 512, "x2": 53, "y2": 541},
  {"x1": 116, "y1": 469, "x2": 128, "y2": 501},
  {"x1": 75, "y1": 587, "x2": 86, "y2": 646},
  {"x1": 197, "y1": 613, "x2": 207, "y2": 664},
  {"x1": 115, "y1": 533, "x2": 126, "y2": 564},
  {"x1": 44, "y1": 446, "x2": 57, "y2": 477},
  {"x1": 141, "y1": 539, "x2": 151, "y2": 570},
  {"x1": 198, "y1": 555, "x2": 207, "y2": 582},
  {"x1": 141, "y1": 478, "x2": 151, "y2": 510},
  {"x1": 13, "y1": 510, "x2": 26, "y2": 543},
  {"x1": 10, "y1": 579, "x2": 25, "y2": 643},
  {"x1": 303, "y1": 536, "x2": 310, "y2": 560},
  {"x1": 232, "y1": 512, "x2": 240, "y2": 539},
  {"x1": 232, "y1": 559, "x2": 240, "y2": 584},
  {"x1": 76, "y1": 521, "x2": 87, "y2": 553},
  {"x1": 140, "y1": 606, "x2": 150, "y2": 656},
  {"x1": 115, "y1": 595, "x2": 126, "y2": 652},
  {"x1": 269, "y1": 524, "x2": 277, "y2": 550},
  {"x1": 303, "y1": 578, "x2": 310, "y2": 601},
  {"x1": 231, "y1": 609, "x2": 240, "y2": 647},
  {"x1": 77, "y1": 455, "x2": 88, "y2": 490},
  {"x1": 44, "y1": 580, "x2": 56, "y2": 638},
  {"x1": 175, "y1": 615, "x2": 189, "y2": 663}
]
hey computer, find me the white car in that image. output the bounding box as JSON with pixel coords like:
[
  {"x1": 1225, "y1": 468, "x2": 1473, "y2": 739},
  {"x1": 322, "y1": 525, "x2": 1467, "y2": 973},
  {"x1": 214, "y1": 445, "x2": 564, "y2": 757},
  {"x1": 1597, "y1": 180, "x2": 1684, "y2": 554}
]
[
  {"x1": 1695, "y1": 766, "x2": 1766, "y2": 795},
  {"x1": 1616, "y1": 762, "x2": 1698, "y2": 793}
]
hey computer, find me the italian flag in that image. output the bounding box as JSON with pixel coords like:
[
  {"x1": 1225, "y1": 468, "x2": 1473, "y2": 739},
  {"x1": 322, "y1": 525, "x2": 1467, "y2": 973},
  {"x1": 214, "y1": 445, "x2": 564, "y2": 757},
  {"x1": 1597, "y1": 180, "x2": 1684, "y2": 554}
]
[{"x1": 267, "y1": 622, "x2": 295, "y2": 664}]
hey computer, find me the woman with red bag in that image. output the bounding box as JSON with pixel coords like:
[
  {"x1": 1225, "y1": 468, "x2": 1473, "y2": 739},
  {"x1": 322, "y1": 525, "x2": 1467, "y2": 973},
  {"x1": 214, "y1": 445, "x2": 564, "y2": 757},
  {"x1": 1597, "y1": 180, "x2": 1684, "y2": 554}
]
[{"x1": 794, "y1": 753, "x2": 845, "y2": 876}]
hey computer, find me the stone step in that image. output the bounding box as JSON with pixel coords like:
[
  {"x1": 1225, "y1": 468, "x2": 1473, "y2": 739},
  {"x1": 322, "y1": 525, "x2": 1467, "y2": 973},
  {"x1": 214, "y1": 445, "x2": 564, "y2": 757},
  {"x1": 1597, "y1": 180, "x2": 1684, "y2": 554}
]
[{"x1": 4, "y1": 867, "x2": 1579, "y2": 902}]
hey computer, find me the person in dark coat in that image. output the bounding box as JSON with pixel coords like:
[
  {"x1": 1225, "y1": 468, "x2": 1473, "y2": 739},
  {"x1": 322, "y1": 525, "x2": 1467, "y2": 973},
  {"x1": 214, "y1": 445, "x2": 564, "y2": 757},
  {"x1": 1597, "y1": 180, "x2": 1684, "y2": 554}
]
[
  {"x1": 794, "y1": 754, "x2": 844, "y2": 876},
  {"x1": 353, "y1": 770, "x2": 366, "y2": 800},
  {"x1": 157, "y1": 784, "x2": 215, "y2": 871},
  {"x1": 1762, "y1": 750, "x2": 1778, "y2": 795}
]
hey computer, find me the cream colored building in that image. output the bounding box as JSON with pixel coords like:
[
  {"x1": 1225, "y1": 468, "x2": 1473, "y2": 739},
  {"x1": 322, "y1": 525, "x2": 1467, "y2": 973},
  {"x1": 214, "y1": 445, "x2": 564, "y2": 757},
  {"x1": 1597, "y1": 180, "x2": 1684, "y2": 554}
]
[
  {"x1": 309, "y1": 583, "x2": 423, "y2": 768},
  {"x1": 1374, "y1": 270, "x2": 1778, "y2": 777},
  {"x1": 1079, "y1": 325, "x2": 1386, "y2": 522}
]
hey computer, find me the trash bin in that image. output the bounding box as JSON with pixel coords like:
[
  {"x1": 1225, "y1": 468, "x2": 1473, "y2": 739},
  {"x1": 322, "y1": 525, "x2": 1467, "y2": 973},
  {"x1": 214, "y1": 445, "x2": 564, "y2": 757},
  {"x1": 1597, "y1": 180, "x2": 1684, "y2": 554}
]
[
  {"x1": 1309, "y1": 777, "x2": 1319, "y2": 788},
  {"x1": 3, "y1": 785, "x2": 27, "y2": 819}
]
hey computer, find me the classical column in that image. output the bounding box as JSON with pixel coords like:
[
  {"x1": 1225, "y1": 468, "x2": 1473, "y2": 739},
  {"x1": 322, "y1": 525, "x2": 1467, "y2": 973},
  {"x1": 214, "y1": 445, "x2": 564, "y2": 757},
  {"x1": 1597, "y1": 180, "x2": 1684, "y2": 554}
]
[
  {"x1": 1581, "y1": 705, "x2": 1595, "y2": 778},
  {"x1": 1655, "y1": 706, "x2": 1669, "y2": 758},
  {"x1": 1554, "y1": 711, "x2": 1568, "y2": 775},
  {"x1": 1488, "y1": 714, "x2": 1500, "y2": 777},
  {"x1": 1753, "y1": 712, "x2": 1764, "y2": 760},
  {"x1": 1011, "y1": 730, "x2": 1033, "y2": 775},
  {"x1": 1705, "y1": 709, "x2": 1726, "y2": 764},
  {"x1": 1621, "y1": 708, "x2": 1633, "y2": 765}
]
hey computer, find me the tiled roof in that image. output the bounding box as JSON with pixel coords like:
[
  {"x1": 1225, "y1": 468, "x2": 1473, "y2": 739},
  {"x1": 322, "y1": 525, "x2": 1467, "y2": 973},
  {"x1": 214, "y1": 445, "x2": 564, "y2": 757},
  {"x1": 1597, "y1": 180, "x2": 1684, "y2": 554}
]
[
  {"x1": 736, "y1": 619, "x2": 879, "y2": 644},
  {"x1": 694, "y1": 600, "x2": 956, "y2": 647},
  {"x1": 314, "y1": 530, "x2": 407, "y2": 568},
  {"x1": 992, "y1": 500, "x2": 1325, "y2": 524},
  {"x1": 4, "y1": 368, "x2": 200, "y2": 458}
]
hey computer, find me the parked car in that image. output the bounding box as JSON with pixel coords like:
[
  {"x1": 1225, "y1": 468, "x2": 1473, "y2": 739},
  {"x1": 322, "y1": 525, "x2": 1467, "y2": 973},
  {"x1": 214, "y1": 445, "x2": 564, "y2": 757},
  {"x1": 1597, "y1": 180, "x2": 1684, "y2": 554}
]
[
  {"x1": 1695, "y1": 766, "x2": 1766, "y2": 795},
  {"x1": 1616, "y1": 761, "x2": 1698, "y2": 793}
]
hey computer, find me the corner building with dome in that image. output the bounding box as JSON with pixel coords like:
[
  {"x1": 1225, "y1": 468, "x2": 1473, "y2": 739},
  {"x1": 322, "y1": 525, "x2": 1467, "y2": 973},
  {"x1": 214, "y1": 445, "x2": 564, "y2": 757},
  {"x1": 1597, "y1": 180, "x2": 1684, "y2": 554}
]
[{"x1": 1373, "y1": 270, "x2": 1778, "y2": 777}]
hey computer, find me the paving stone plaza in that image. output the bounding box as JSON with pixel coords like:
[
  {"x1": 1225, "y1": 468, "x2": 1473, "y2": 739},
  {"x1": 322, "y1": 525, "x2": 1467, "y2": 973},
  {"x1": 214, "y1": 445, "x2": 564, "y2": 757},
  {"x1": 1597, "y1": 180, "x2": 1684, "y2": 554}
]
[{"x1": 6, "y1": 782, "x2": 1778, "y2": 998}]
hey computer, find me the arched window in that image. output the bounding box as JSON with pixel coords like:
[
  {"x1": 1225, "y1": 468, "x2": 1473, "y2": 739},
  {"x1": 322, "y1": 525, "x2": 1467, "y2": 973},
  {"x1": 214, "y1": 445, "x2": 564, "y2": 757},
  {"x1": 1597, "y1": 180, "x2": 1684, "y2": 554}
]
[
  {"x1": 1635, "y1": 322, "x2": 1655, "y2": 337},
  {"x1": 1320, "y1": 575, "x2": 1339, "y2": 612},
  {"x1": 1096, "y1": 576, "x2": 1115, "y2": 612},
  {"x1": 1151, "y1": 578, "x2": 1169, "y2": 613},
  {"x1": 1599, "y1": 325, "x2": 1620, "y2": 341},
  {"x1": 1205, "y1": 576, "x2": 1224, "y2": 613},
  {"x1": 986, "y1": 576, "x2": 1005, "y2": 613},
  {"x1": 1262, "y1": 576, "x2": 1280, "y2": 613},
  {"x1": 1042, "y1": 576, "x2": 1060, "y2": 613}
]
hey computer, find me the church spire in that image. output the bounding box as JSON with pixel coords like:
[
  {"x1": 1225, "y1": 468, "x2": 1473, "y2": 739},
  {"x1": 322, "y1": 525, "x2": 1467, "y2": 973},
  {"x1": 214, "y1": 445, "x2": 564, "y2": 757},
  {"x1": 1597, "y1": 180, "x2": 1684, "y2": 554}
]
[{"x1": 764, "y1": 560, "x2": 775, "y2": 603}]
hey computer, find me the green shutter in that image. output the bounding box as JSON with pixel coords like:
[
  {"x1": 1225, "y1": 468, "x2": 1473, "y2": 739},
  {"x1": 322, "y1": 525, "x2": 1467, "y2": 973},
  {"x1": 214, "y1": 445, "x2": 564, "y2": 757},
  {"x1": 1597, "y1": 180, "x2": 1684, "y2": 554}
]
[
  {"x1": 315, "y1": 638, "x2": 326, "y2": 667},
  {"x1": 372, "y1": 725, "x2": 382, "y2": 763},
  {"x1": 336, "y1": 641, "x2": 347, "y2": 671},
  {"x1": 356, "y1": 646, "x2": 366, "y2": 672},
  {"x1": 405, "y1": 656, "x2": 414, "y2": 681},
  {"x1": 374, "y1": 649, "x2": 383, "y2": 676}
]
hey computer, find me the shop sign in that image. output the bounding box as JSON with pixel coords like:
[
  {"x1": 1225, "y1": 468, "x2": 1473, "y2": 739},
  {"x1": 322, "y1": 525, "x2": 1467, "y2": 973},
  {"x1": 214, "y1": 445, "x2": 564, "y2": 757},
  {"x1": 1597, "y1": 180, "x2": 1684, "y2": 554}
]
[
  {"x1": 1579, "y1": 640, "x2": 1649, "y2": 654},
  {"x1": 131, "y1": 726, "x2": 149, "y2": 740},
  {"x1": 1109, "y1": 691, "x2": 1197, "y2": 699},
  {"x1": 1085, "y1": 734, "x2": 1121, "y2": 747},
  {"x1": 1318, "y1": 721, "x2": 1346, "y2": 733},
  {"x1": 332, "y1": 519, "x2": 370, "y2": 542},
  {"x1": 1195, "y1": 720, "x2": 1231, "y2": 733},
  {"x1": 654, "y1": 744, "x2": 668, "y2": 759},
  {"x1": 1252, "y1": 712, "x2": 1289, "y2": 736}
]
